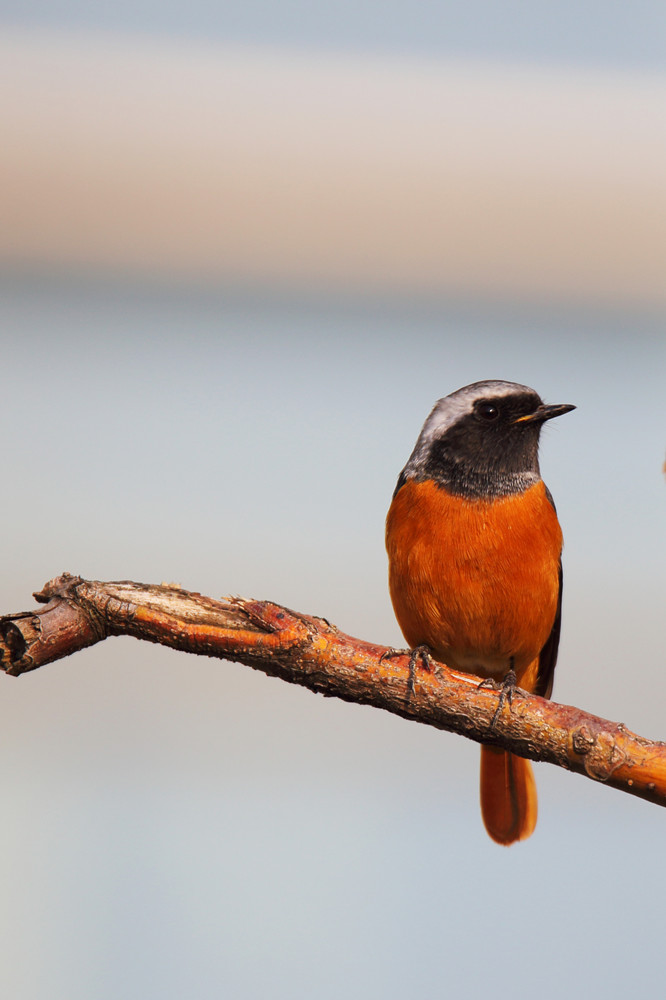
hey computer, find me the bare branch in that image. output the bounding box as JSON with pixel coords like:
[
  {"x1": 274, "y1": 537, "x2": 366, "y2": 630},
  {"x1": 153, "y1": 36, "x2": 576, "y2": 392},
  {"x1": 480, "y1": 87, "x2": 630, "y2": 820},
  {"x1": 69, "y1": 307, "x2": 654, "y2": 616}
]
[{"x1": 2, "y1": 573, "x2": 664, "y2": 807}]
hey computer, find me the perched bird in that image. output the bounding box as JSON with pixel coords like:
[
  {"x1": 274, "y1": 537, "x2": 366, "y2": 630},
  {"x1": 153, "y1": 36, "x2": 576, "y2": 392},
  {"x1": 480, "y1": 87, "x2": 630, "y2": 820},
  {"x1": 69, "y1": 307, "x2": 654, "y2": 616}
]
[{"x1": 385, "y1": 380, "x2": 574, "y2": 844}]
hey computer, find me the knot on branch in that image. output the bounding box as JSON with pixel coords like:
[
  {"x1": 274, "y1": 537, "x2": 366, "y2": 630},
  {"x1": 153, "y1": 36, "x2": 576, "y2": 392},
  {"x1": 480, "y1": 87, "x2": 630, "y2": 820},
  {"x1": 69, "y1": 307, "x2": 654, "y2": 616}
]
[
  {"x1": 571, "y1": 725, "x2": 597, "y2": 755},
  {"x1": 33, "y1": 572, "x2": 84, "y2": 604},
  {"x1": 582, "y1": 730, "x2": 630, "y2": 782}
]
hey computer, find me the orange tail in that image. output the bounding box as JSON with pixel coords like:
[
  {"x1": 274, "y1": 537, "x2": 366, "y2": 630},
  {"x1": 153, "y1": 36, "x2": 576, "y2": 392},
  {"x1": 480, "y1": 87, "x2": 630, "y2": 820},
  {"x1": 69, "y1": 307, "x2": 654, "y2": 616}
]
[{"x1": 480, "y1": 745, "x2": 537, "y2": 845}]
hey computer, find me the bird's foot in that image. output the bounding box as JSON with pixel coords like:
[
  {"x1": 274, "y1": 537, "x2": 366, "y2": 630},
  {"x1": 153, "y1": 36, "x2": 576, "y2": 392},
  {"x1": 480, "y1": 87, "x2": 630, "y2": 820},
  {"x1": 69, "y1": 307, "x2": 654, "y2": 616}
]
[
  {"x1": 483, "y1": 668, "x2": 518, "y2": 728},
  {"x1": 380, "y1": 644, "x2": 433, "y2": 700},
  {"x1": 406, "y1": 644, "x2": 433, "y2": 698}
]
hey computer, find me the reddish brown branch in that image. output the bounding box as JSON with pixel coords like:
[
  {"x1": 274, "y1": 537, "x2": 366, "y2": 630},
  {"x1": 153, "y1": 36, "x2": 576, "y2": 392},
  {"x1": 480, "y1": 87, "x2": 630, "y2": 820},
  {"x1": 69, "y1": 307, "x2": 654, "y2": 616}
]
[{"x1": 2, "y1": 573, "x2": 665, "y2": 807}]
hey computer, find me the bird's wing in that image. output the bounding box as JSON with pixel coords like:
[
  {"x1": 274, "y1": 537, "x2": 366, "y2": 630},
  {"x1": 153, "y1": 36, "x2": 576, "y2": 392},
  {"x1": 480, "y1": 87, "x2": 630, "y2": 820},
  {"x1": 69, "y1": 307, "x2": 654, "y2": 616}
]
[{"x1": 535, "y1": 560, "x2": 562, "y2": 699}]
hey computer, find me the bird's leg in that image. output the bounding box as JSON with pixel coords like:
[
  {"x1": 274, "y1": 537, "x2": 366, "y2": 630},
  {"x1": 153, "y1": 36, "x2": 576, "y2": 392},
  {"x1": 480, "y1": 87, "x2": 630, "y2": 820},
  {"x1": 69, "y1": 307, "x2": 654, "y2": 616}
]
[
  {"x1": 380, "y1": 643, "x2": 433, "y2": 699},
  {"x1": 489, "y1": 658, "x2": 518, "y2": 728},
  {"x1": 406, "y1": 644, "x2": 433, "y2": 697}
]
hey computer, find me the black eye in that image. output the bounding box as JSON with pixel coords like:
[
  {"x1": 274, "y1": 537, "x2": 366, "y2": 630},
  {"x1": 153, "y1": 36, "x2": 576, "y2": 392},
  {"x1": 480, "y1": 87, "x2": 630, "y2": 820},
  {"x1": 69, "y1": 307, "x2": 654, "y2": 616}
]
[{"x1": 476, "y1": 402, "x2": 500, "y2": 422}]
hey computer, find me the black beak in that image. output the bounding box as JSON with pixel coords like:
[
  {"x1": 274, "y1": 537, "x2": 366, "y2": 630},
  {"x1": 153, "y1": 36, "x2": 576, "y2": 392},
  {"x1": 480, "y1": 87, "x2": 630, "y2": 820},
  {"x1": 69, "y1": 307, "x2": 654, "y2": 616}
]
[{"x1": 514, "y1": 403, "x2": 576, "y2": 425}]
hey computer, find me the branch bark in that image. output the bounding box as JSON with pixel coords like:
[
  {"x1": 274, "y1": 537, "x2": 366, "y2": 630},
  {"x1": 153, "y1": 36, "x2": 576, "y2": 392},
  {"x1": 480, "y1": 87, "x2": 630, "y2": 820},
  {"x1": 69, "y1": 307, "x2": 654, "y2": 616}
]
[{"x1": 1, "y1": 573, "x2": 664, "y2": 808}]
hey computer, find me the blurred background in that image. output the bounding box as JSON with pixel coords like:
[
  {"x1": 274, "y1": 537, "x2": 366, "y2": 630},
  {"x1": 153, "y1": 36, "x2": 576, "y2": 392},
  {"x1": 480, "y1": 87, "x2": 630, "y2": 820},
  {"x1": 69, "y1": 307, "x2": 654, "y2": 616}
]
[{"x1": 1, "y1": 4, "x2": 665, "y2": 999}]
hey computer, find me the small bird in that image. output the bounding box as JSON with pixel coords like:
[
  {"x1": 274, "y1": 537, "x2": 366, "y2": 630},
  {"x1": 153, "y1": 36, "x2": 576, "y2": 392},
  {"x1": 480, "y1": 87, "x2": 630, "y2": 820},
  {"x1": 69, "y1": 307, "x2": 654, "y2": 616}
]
[{"x1": 385, "y1": 380, "x2": 575, "y2": 844}]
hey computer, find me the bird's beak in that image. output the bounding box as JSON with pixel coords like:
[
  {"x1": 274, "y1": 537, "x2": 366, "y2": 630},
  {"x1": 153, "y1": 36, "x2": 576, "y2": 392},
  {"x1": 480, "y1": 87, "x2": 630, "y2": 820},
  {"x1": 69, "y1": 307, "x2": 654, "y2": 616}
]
[{"x1": 514, "y1": 403, "x2": 576, "y2": 424}]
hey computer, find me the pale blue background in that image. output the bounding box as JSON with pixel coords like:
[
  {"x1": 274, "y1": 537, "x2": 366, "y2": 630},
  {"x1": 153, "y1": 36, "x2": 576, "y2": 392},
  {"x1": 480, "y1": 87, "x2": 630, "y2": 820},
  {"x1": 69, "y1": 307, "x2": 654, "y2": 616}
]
[
  {"x1": 1, "y1": 3, "x2": 665, "y2": 998},
  {"x1": 1, "y1": 0, "x2": 665, "y2": 68}
]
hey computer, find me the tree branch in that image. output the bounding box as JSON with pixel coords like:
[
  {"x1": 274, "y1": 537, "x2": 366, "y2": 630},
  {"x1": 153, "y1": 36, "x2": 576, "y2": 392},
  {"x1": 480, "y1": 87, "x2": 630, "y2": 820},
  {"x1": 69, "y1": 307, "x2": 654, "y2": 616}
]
[{"x1": 1, "y1": 573, "x2": 664, "y2": 807}]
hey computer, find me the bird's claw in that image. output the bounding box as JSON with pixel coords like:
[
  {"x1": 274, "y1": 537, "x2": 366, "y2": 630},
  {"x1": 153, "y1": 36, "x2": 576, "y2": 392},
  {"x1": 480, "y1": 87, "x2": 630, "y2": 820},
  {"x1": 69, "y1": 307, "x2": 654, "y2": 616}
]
[
  {"x1": 489, "y1": 668, "x2": 518, "y2": 728},
  {"x1": 406, "y1": 644, "x2": 433, "y2": 698},
  {"x1": 379, "y1": 646, "x2": 406, "y2": 663},
  {"x1": 380, "y1": 644, "x2": 434, "y2": 701}
]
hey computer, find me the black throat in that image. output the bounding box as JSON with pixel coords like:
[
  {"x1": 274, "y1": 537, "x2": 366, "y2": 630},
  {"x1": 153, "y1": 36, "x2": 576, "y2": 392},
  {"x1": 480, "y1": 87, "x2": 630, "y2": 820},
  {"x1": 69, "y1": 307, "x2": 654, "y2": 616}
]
[{"x1": 393, "y1": 461, "x2": 540, "y2": 500}]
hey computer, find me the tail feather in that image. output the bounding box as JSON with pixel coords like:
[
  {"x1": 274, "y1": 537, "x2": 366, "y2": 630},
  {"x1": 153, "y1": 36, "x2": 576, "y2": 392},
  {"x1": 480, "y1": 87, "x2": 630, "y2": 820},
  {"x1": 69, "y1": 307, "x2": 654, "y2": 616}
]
[{"x1": 480, "y1": 745, "x2": 537, "y2": 845}]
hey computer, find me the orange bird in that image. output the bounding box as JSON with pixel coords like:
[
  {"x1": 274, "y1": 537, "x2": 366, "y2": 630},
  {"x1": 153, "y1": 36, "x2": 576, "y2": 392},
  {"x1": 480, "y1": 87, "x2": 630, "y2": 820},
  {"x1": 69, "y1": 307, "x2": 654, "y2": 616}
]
[{"x1": 385, "y1": 380, "x2": 575, "y2": 844}]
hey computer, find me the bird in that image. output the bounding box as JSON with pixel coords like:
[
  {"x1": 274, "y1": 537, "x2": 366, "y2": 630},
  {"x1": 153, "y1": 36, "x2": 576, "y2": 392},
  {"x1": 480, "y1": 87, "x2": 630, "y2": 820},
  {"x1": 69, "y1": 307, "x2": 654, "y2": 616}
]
[{"x1": 385, "y1": 380, "x2": 575, "y2": 845}]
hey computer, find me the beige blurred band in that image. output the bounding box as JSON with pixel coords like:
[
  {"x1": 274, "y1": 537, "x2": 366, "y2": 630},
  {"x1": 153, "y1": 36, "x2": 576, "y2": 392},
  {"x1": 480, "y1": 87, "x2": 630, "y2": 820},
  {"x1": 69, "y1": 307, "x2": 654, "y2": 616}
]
[{"x1": 2, "y1": 28, "x2": 665, "y2": 307}]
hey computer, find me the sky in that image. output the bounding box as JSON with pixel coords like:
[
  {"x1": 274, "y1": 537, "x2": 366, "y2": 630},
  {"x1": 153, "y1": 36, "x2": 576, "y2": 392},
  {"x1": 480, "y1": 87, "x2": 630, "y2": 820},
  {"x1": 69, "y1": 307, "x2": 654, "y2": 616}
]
[
  {"x1": 1, "y1": 5, "x2": 665, "y2": 1000},
  {"x1": 1, "y1": 0, "x2": 665, "y2": 69}
]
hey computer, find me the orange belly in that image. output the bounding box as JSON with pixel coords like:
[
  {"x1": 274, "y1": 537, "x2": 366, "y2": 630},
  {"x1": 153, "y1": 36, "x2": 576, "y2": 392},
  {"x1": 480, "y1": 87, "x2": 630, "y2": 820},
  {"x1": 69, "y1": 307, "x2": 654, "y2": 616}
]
[{"x1": 385, "y1": 478, "x2": 562, "y2": 687}]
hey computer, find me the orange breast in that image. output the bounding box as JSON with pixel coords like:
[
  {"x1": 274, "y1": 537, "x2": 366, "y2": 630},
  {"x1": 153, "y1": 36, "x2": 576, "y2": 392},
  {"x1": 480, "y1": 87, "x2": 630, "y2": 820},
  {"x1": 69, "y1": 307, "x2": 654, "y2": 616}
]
[{"x1": 385, "y1": 478, "x2": 562, "y2": 685}]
